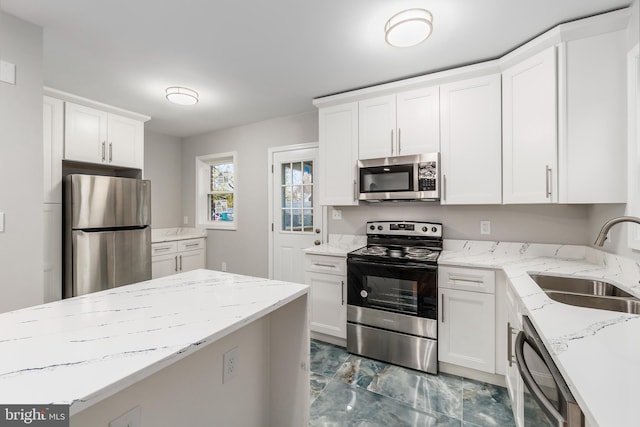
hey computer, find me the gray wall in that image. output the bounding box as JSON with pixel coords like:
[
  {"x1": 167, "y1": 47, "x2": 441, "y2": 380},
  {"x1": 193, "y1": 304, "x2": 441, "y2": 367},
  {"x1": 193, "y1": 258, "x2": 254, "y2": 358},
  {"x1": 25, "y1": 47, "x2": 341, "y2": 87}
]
[
  {"x1": 181, "y1": 112, "x2": 318, "y2": 278},
  {"x1": 0, "y1": 12, "x2": 43, "y2": 312},
  {"x1": 144, "y1": 130, "x2": 183, "y2": 228}
]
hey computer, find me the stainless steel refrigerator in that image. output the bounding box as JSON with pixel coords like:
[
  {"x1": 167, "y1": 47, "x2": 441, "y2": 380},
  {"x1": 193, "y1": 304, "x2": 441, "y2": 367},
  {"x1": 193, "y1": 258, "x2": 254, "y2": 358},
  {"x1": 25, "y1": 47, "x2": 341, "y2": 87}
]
[{"x1": 64, "y1": 174, "x2": 151, "y2": 298}]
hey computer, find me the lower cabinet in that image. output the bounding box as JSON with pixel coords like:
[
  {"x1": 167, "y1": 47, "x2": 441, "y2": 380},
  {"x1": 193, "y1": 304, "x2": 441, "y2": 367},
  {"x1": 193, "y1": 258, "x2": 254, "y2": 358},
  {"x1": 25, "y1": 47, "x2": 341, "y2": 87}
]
[
  {"x1": 505, "y1": 280, "x2": 525, "y2": 427},
  {"x1": 151, "y1": 238, "x2": 206, "y2": 279},
  {"x1": 304, "y1": 253, "x2": 347, "y2": 339},
  {"x1": 438, "y1": 266, "x2": 496, "y2": 373}
]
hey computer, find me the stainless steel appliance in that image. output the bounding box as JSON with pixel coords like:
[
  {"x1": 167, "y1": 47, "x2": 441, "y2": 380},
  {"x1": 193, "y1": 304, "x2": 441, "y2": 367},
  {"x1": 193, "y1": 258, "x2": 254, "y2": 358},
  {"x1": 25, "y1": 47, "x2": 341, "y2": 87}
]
[
  {"x1": 64, "y1": 174, "x2": 152, "y2": 298},
  {"x1": 347, "y1": 220, "x2": 442, "y2": 374},
  {"x1": 516, "y1": 316, "x2": 584, "y2": 427},
  {"x1": 357, "y1": 153, "x2": 439, "y2": 202}
]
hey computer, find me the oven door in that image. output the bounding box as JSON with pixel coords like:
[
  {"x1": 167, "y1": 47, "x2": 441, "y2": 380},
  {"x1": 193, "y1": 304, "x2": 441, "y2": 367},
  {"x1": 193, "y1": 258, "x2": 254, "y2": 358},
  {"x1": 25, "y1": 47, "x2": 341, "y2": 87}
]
[
  {"x1": 515, "y1": 316, "x2": 584, "y2": 427},
  {"x1": 347, "y1": 257, "x2": 437, "y2": 319}
]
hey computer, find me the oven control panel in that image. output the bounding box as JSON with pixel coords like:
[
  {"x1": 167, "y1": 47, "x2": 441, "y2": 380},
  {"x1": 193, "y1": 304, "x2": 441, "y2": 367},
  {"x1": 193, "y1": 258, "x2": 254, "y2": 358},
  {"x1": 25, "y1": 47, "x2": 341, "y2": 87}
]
[{"x1": 366, "y1": 221, "x2": 442, "y2": 237}]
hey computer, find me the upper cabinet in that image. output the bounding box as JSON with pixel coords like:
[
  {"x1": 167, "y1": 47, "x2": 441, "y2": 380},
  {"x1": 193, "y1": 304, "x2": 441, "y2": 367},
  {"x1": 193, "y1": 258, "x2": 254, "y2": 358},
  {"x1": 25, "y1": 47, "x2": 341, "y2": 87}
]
[
  {"x1": 358, "y1": 87, "x2": 439, "y2": 160},
  {"x1": 43, "y1": 96, "x2": 64, "y2": 204},
  {"x1": 440, "y1": 74, "x2": 502, "y2": 205},
  {"x1": 502, "y1": 47, "x2": 558, "y2": 204},
  {"x1": 65, "y1": 101, "x2": 144, "y2": 169},
  {"x1": 318, "y1": 102, "x2": 359, "y2": 206}
]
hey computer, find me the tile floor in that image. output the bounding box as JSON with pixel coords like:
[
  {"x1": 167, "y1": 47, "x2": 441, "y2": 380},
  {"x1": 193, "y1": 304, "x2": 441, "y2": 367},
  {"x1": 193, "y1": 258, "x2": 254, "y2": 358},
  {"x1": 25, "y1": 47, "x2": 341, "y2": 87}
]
[{"x1": 309, "y1": 339, "x2": 516, "y2": 427}]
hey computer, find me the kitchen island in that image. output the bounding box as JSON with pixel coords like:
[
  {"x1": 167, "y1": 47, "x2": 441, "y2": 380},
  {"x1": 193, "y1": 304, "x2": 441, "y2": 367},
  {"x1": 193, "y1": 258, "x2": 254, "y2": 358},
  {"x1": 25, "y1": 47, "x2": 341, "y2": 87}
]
[{"x1": 0, "y1": 269, "x2": 310, "y2": 426}]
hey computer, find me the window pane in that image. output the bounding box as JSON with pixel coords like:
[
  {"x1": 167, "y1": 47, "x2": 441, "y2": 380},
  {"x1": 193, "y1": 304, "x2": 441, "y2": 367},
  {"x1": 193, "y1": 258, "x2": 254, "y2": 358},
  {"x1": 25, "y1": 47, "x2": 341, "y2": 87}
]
[
  {"x1": 292, "y1": 185, "x2": 303, "y2": 208},
  {"x1": 281, "y1": 209, "x2": 291, "y2": 231},
  {"x1": 210, "y1": 163, "x2": 234, "y2": 192},
  {"x1": 303, "y1": 161, "x2": 313, "y2": 184},
  {"x1": 303, "y1": 185, "x2": 313, "y2": 208},
  {"x1": 303, "y1": 209, "x2": 313, "y2": 231},
  {"x1": 209, "y1": 193, "x2": 234, "y2": 222},
  {"x1": 293, "y1": 162, "x2": 302, "y2": 185},
  {"x1": 282, "y1": 186, "x2": 292, "y2": 208},
  {"x1": 291, "y1": 209, "x2": 303, "y2": 230},
  {"x1": 282, "y1": 163, "x2": 292, "y2": 186}
]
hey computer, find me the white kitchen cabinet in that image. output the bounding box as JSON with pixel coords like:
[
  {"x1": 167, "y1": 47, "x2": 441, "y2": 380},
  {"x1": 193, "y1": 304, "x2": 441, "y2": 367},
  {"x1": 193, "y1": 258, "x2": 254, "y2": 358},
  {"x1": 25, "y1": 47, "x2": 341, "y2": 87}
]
[
  {"x1": 438, "y1": 266, "x2": 496, "y2": 373},
  {"x1": 304, "y1": 253, "x2": 346, "y2": 339},
  {"x1": 42, "y1": 204, "x2": 62, "y2": 303},
  {"x1": 65, "y1": 101, "x2": 144, "y2": 169},
  {"x1": 43, "y1": 96, "x2": 64, "y2": 204},
  {"x1": 502, "y1": 46, "x2": 558, "y2": 204},
  {"x1": 151, "y1": 238, "x2": 206, "y2": 279},
  {"x1": 505, "y1": 280, "x2": 524, "y2": 427},
  {"x1": 440, "y1": 74, "x2": 502, "y2": 204},
  {"x1": 358, "y1": 87, "x2": 439, "y2": 160},
  {"x1": 318, "y1": 102, "x2": 359, "y2": 206}
]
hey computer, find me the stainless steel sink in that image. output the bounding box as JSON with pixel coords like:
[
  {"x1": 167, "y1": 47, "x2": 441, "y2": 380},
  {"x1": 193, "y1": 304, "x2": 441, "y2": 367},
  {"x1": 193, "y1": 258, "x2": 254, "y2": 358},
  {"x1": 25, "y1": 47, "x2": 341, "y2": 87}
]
[{"x1": 528, "y1": 274, "x2": 640, "y2": 314}]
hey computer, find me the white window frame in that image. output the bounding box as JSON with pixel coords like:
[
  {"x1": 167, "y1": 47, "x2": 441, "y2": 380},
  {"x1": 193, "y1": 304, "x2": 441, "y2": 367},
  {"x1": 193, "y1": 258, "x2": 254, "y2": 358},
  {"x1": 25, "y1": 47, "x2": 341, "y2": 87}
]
[{"x1": 196, "y1": 151, "x2": 238, "y2": 230}]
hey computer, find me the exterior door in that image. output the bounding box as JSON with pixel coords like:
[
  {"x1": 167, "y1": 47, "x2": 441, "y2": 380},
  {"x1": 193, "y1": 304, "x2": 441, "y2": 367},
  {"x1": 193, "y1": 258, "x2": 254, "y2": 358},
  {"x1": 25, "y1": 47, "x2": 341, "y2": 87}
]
[{"x1": 272, "y1": 147, "x2": 322, "y2": 284}]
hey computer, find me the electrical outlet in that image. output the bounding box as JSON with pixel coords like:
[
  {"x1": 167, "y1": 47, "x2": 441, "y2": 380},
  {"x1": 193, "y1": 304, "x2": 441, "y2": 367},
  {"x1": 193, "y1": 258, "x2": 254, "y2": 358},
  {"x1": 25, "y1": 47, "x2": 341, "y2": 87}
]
[
  {"x1": 480, "y1": 220, "x2": 491, "y2": 235},
  {"x1": 221, "y1": 261, "x2": 227, "y2": 272},
  {"x1": 223, "y1": 346, "x2": 239, "y2": 383},
  {"x1": 0, "y1": 212, "x2": 4, "y2": 232},
  {"x1": 332, "y1": 209, "x2": 342, "y2": 220},
  {"x1": 109, "y1": 406, "x2": 141, "y2": 427}
]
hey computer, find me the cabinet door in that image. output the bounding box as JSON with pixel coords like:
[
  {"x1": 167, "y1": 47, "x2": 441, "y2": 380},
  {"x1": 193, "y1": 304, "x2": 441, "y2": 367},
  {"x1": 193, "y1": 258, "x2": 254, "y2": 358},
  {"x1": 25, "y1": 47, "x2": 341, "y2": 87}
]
[
  {"x1": 502, "y1": 46, "x2": 557, "y2": 203},
  {"x1": 318, "y1": 103, "x2": 359, "y2": 206},
  {"x1": 306, "y1": 272, "x2": 346, "y2": 339},
  {"x1": 180, "y1": 249, "x2": 206, "y2": 272},
  {"x1": 440, "y1": 74, "x2": 502, "y2": 204},
  {"x1": 396, "y1": 87, "x2": 440, "y2": 156},
  {"x1": 64, "y1": 102, "x2": 108, "y2": 164},
  {"x1": 43, "y1": 97, "x2": 64, "y2": 203},
  {"x1": 107, "y1": 113, "x2": 144, "y2": 169},
  {"x1": 358, "y1": 95, "x2": 396, "y2": 159},
  {"x1": 152, "y1": 254, "x2": 178, "y2": 279},
  {"x1": 438, "y1": 288, "x2": 495, "y2": 373}
]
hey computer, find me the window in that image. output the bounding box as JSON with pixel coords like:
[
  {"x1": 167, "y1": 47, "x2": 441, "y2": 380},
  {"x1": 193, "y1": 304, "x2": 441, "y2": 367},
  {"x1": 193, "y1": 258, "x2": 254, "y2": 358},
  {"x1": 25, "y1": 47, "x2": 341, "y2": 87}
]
[
  {"x1": 280, "y1": 161, "x2": 314, "y2": 232},
  {"x1": 196, "y1": 152, "x2": 237, "y2": 230}
]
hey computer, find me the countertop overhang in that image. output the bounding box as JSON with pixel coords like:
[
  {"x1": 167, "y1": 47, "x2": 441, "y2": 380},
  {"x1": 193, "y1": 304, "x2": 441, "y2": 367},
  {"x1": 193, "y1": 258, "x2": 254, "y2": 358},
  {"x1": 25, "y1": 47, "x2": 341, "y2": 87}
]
[{"x1": 0, "y1": 269, "x2": 308, "y2": 416}]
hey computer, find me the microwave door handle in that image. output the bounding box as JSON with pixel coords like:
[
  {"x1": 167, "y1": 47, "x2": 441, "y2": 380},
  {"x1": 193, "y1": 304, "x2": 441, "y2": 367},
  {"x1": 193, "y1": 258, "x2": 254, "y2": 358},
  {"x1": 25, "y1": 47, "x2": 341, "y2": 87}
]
[{"x1": 515, "y1": 331, "x2": 566, "y2": 427}]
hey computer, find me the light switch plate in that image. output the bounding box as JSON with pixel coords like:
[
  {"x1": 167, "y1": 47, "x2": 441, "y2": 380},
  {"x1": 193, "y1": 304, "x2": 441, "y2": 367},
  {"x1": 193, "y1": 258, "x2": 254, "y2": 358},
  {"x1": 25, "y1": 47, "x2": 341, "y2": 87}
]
[
  {"x1": 0, "y1": 212, "x2": 4, "y2": 232},
  {"x1": 0, "y1": 60, "x2": 16, "y2": 85}
]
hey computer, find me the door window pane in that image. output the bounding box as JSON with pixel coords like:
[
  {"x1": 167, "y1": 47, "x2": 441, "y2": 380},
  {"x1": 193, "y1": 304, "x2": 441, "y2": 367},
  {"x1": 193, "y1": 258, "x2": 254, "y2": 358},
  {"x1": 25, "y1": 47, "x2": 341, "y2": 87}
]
[{"x1": 281, "y1": 160, "x2": 314, "y2": 232}]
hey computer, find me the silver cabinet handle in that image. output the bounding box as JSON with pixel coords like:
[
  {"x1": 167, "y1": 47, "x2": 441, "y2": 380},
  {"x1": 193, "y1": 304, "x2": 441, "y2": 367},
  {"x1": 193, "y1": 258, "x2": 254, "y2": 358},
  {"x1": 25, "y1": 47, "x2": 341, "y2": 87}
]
[
  {"x1": 353, "y1": 180, "x2": 357, "y2": 202},
  {"x1": 174, "y1": 255, "x2": 178, "y2": 272},
  {"x1": 109, "y1": 142, "x2": 113, "y2": 162},
  {"x1": 101, "y1": 141, "x2": 106, "y2": 161},
  {"x1": 179, "y1": 255, "x2": 183, "y2": 271},
  {"x1": 314, "y1": 263, "x2": 336, "y2": 268},
  {"x1": 443, "y1": 174, "x2": 447, "y2": 202},
  {"x1": 545, "y1": 165, "x2": 552, "y2": 198},
  {"x1": 390, "y1": 129, "x2": 394, "y2": 156},
  {"x1": 341, "y1": 280, "x2": 345, "y2": 305},
  {"x1": 398, "y1": 128, "x2": 401, "y2": 155},
  {"x1": 153, "y1": 247, "x2": 172, "y2": 253},
  {"x1": 184, "y1": 243, "x2": 200, "y2": 248},
  {"x1": 507, "y1": 322, "x2": 519, "y2": 367},
  {"x1": 441, "y1": 293, "x2": 445, "y2": 323},
  {"x1": 448, "y1": 275, "x2": 484, "y2": 284}
]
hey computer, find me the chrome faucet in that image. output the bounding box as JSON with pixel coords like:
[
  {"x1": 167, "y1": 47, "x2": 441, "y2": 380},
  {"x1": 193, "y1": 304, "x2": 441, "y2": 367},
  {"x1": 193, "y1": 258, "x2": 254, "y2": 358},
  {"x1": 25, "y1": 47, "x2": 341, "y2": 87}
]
[{"x1": 594, "y1": 216, "x2": 640, "y2": 246}]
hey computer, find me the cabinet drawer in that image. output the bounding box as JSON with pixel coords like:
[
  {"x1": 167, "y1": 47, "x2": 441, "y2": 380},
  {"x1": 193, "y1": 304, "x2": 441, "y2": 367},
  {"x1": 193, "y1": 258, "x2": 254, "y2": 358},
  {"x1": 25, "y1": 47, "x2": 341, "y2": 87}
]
[
  {"x1": 178, "y1": 238, "x2": 205, "y2": 252},
  {"x1": 305, "y1": 254, "x2": 346, "y2": 275},
  {"x1": 152, "y1": 241, "x2": 178, "y2": 256},
  {"x1": 439, "y1": 266, "x2": 495, "y2": 293}
]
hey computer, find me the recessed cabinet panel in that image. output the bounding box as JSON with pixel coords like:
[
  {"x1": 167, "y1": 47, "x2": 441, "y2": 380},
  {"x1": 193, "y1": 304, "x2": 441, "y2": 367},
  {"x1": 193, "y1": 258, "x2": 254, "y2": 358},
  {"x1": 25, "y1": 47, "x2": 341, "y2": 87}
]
[
  {"x1": 396, "y1": 87, "x2": 440, "y2": 155},
  {"x1": 307, "y1": 271, "x2": 346, "y2": 339},
  {"x1": 107, "y1": 114, "x2": 144, "y2": 169},
  {"x1": 440, "y1": 75, "x2": 502, "y2": 205},
  {"x1": 43, "y1": 96, "x2": 64, "y2": 204},
  {"x1": 358, "y1": 95, "x2": 396, "y2": 160},
  {"x1": 65, "y1": 102, "x2": 108, "y2": 164},
  {"x1": 502, "y1": 46, "x2": 558, "y2": 204}
]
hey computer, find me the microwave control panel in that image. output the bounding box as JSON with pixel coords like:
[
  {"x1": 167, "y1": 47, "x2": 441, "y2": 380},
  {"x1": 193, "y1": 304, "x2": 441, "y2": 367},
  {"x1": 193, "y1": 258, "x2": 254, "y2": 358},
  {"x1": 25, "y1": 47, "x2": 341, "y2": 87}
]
[{"x1": 418, "y1": 162, "x2": 437, "y2": 191}]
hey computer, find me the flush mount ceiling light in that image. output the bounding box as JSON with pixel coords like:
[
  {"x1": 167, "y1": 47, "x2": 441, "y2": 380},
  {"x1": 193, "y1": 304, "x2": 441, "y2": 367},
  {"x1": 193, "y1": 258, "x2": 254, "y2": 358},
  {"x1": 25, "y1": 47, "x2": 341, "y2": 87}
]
[
  {"x1": 385, "y1": 8, "x2": 433, "y2": 48},
  {"x1": 166, "y1": 86, "x2": 199, "y2": 105}
]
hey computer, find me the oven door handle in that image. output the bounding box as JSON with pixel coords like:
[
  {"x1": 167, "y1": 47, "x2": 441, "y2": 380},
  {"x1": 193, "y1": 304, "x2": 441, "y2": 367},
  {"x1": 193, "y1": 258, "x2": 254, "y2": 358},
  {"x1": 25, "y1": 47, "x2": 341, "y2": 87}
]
[
  {"x1": 348, "y1": 259, "x2": 437, "y2": 271},
  {"x1": 515, "y1": 331, "x2": 566, "y2": 427}
]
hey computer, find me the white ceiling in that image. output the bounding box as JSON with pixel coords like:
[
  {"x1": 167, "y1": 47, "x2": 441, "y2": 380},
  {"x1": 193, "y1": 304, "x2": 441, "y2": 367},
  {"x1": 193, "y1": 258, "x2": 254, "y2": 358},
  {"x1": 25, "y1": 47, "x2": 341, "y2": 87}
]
[{"x1": 1, "y1": 0, "x2": 632, "y2": 138}]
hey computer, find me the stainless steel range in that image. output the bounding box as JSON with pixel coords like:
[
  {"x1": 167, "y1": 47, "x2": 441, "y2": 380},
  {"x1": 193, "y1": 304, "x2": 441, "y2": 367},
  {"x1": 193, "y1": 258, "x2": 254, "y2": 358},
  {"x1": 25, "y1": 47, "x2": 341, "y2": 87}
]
[{"x1": 347, "y1": 220, "x2": 442, "y2": 374}]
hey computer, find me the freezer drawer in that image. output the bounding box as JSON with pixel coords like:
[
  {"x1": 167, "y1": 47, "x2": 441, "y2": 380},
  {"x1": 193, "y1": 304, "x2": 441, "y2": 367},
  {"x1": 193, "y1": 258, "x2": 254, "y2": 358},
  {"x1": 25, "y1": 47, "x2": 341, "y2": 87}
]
[{"x1": 68, "y1": 228, "x2": 151, "y2": 297}]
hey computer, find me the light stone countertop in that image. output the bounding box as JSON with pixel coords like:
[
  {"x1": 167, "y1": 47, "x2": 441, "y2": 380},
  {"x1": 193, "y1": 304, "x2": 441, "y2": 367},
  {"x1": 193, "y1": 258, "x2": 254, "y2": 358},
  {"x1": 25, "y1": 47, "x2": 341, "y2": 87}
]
[
  {"x1": 151, "y1": 227, "x2": 207, "y2": 243},
  {"x1": 0, "y1": 269, "x2": 308, "y2": 416},
  {"x1": 302, "y1": 234, "x2": 366, "y2": 257},
  {"x1": 440, "y1": 239, "x2": 640, "y2": 427}
]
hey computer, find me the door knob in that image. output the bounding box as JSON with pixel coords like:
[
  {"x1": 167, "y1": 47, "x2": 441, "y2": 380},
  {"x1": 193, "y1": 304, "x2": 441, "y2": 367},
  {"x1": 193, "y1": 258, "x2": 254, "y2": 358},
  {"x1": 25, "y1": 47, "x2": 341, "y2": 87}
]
[
  {"x1": 315, "y1": 228, "x2": 321, "y2": 234},
  {"x1": 314, "y1": 240, "x2": 321, "y2": 246}
]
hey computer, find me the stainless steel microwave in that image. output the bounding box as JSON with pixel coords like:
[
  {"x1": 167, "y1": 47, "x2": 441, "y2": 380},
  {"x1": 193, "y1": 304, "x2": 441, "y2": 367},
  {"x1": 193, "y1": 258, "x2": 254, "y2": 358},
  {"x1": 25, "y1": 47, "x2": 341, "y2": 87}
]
[{"x1": 358, "y1": 153, "x2": 439, "y2": 202}]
